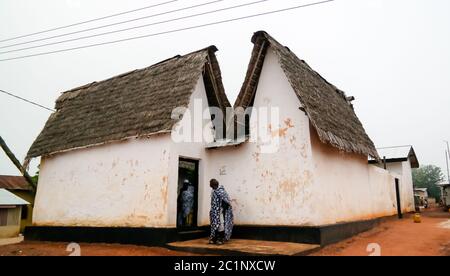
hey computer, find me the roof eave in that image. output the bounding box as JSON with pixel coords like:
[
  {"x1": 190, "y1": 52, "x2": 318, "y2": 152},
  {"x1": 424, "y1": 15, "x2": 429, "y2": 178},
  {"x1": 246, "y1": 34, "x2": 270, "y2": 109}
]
[{"x1": 408, "y1": 147, "x2": 420, "y2": 168}]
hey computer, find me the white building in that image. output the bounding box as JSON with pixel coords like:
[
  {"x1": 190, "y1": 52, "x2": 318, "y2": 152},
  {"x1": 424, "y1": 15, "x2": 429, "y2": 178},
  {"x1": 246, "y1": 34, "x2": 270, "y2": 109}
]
[
  {"x1": 370, "y1": 145, "x2": 419, "y2": 213},
  {"x1": 414, "y1": 188, "x2": 429, "y2": 208},
  {"x1": 25, "y1": 32, "x2": 416, "y2": 246},
  {"x1": 0, "y1": 189, "x2": 29, "y2": 239},
  {"x1": 437, "y1": 182, "x2": 450, "y2": 209}
]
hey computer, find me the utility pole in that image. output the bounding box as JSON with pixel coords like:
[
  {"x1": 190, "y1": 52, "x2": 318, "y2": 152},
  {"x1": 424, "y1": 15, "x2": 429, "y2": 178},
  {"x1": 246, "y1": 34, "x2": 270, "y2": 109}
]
[
  {"x1": 445, "y1": 141, "x2": 450, "y2": 184},
  {"x1": 0, "y1": 135, "x2": 36, "y2": 191}
]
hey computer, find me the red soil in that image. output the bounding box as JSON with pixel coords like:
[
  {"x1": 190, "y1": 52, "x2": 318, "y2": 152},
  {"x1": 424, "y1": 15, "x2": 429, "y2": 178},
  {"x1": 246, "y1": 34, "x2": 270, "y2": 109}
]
[
  {"x1": 0, "y1": 241, "x2": 201, "y2": 256},
  {"x1": 312, "y1": 208, "x2": 450, "y2": 256},
  {"x1": 0, "y1": 209, "x2": 448, "y2": 256}
]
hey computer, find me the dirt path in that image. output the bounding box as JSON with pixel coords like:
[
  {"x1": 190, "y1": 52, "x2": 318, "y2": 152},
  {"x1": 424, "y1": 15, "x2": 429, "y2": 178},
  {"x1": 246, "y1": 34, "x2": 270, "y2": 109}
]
[
  {"x1": 312, "y1": 209, "x2": 450, "y2": 256},
  {"x1": 0, "y1": 241, "x2": 201, "y2": 256}
]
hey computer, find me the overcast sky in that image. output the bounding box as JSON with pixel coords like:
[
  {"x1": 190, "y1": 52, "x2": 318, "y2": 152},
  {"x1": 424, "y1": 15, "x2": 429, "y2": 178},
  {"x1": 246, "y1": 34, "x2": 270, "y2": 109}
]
[{"x1": 1, "y1": 0, "x2": 449, "y2": 179}]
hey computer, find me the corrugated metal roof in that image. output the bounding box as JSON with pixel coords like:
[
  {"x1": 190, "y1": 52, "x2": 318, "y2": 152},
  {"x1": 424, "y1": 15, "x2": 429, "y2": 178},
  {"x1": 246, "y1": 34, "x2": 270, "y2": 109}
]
[
  {"x1": 377, "y1": 146, "x2": 412, "y2": 160},
  {"x1": 0, "y1": 175, "x2": 32, "y2": 191},
  {"x1": 0, "y1": 189, "x2": 29, "y2": 206},
  {"x1": 370, "y1": 145, "x2": 419, "y2": 168}
]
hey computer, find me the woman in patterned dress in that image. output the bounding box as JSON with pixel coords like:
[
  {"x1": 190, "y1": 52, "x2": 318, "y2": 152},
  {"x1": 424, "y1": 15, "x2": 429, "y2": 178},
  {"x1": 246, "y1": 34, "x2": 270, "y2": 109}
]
[{"x1": 209, "y1": 179, "x2": 234, "y2": 245}]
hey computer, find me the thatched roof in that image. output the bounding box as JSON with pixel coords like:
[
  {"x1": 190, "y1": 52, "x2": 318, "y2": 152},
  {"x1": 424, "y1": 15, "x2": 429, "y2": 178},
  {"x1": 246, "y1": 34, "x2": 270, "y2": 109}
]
[
  {"x1": 27, "y1": 46, "x2": 230, "y2": 159},
  {"x1": 235, "y1": 31, "x2": 379, "y2": 159}
]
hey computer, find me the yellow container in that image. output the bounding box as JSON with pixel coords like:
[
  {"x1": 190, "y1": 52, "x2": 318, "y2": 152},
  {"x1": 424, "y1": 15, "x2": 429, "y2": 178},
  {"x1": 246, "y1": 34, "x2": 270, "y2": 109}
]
[{"x1": 413, "y1": 213, "x2": 421, "y2": 223}]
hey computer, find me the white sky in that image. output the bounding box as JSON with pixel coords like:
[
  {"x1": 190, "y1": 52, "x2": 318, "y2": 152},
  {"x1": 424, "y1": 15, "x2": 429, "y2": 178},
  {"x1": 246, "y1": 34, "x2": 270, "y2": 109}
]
[{"x1": 1, "y1": 0, "x2": 449, "y2": 178}]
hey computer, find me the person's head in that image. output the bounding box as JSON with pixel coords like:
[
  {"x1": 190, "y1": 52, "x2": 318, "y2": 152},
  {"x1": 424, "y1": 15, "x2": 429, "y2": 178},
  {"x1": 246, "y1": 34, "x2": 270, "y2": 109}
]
[
  {"x1": 210, "y1": 179, "x2": 219, "y2": 190},
  {"x1": 182, "y1": 179, "x2": 190, "y2": 189}
]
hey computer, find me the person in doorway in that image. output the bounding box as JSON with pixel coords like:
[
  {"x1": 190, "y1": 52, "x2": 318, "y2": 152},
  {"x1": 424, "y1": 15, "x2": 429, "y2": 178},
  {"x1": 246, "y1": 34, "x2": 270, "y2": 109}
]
[
  {"x1": 209, "y1": 179, "x2": 233, "y2": 245},
  {"x1": 178, "y1": 179, "x2": 195, "y2": 227}
]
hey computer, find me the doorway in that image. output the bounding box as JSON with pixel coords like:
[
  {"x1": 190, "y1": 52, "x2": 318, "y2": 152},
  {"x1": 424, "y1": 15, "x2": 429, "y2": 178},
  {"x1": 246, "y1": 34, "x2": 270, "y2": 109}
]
[
  {"x1": 177, "y1": 158, "x2": 199, "y2": 230},
  {"x1": 395, "y1": 178, "x2": 403, "y2": 219}
]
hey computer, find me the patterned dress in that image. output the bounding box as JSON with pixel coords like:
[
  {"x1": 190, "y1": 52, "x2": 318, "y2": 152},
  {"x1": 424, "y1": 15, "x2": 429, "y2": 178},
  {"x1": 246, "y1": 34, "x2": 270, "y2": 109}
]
[
  {"x1": 210, "y1": 185, "x2": 234, "y2": 241},
  {"x1": 181, "y1": 186, "x2": 195, "y2": 218}
]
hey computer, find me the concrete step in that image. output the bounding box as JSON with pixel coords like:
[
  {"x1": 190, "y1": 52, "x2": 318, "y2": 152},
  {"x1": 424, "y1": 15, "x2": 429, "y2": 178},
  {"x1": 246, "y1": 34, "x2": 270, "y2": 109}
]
[{"x1": 167, "y1": 238, "x2": 320, "y2": 256}]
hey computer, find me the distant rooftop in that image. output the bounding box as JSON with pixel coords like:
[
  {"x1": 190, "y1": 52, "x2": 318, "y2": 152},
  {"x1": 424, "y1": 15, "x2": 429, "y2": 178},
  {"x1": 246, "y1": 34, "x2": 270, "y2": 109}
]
[
  {"x1": 369, "y1": 145, "x2": 419, "y2": 168},
  {"x1": 0, "y1": 188, "x2": 29, "y2": 206},
  {"x1": 0, "y1": 175, "x2": 32, "y2": 191},
  {"x1": 437, "y1": 181, "x2": 450, "y2": 187}
]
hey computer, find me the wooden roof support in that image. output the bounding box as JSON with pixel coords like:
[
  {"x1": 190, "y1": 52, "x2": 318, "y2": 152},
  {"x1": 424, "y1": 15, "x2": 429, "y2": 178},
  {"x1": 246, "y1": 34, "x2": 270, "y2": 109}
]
[{"x1": 0, "y1": 135, "x2": 36, "y2": 192}]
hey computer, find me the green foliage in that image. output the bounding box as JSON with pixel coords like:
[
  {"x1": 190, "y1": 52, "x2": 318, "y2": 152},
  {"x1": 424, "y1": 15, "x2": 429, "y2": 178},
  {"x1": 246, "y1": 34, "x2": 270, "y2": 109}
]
[
  {"x1": 31, "y1": 170, "x2": 39, "y2": 186},
  {"x1": 412, "y1": 165, "x2": 443, "y2": 200}
]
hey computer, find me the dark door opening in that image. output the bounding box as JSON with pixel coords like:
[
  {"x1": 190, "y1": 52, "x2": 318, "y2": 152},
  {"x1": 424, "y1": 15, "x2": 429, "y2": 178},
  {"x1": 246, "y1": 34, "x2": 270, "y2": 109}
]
[
  {"x1": 177, "y1": 158, "x2": 199, "y2": 230},
  {"x1": 395, "y1": 178, "x2": 403, "y2": 219}
]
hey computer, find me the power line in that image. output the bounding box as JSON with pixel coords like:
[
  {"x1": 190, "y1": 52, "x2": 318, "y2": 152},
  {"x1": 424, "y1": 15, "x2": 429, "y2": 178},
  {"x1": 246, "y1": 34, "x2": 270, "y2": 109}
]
[
  {"x1": 0, "y1": 0, "x2": 179, "y2": 43},
  {"x1": 0, "y1": 0, "x2": 226, "y2": 50},
  {"x1": 0, "y1": 89, "x2": 55, "y2": 111},
  {"x1": 0, "y1": 0, "x2": 268, "y2": 55},
  {"x1": 0, "y1": 0, "x2": 336, "y2": 62}
]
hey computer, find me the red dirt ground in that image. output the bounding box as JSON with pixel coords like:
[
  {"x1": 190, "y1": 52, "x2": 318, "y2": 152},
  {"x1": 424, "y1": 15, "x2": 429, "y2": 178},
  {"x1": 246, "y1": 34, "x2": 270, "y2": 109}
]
[
  {"x1": 312, "y1": 208, "x2": 450, "y2": 256},
  {"x1": 0, "y1": 241, "x2": 202, "y2": 256},
  {"x1": 0, "y1": 209, "x2": 448, "y2": 256}
]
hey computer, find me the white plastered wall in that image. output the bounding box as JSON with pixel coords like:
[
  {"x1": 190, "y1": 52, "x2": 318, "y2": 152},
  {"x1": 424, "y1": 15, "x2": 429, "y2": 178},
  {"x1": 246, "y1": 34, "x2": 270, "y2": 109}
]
[
  {"x1": 372, "y1": 160, "x2": 416, "y2": 213},
  {"x1": 385, "y1": 161, "x2": 416, "y2": 213},
  {"x1": 33, "y1": 134, "x2": 172, "y2": 227},
  {"x1": 203, "y1": 48, "x2": 316, "y2": 226},
  {"x1": 309, "y1": 130, "x2": 400, "y2": 225},
  {"x1": 205, "y1": 47, "x2": 405, "y2": 226}
]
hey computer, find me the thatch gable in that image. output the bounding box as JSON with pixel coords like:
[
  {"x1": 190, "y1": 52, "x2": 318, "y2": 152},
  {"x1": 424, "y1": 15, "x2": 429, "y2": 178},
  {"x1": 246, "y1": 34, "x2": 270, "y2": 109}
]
[
  {"x1": 27, "y1": 46, "x2": 230, "y2": 159},
  {"x1": 235, "y1": 31, "x2": 379, "y2": 159}
]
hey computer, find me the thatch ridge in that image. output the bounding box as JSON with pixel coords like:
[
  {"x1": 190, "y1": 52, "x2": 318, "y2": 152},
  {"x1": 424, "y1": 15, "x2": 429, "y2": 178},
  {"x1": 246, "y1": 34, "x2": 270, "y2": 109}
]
[
  {"x1": 27, "y1": 46, "x2": 229, "y2": 159},
  {"x1": 235, "y1": 31, "x2": 379, "y2": 159}
]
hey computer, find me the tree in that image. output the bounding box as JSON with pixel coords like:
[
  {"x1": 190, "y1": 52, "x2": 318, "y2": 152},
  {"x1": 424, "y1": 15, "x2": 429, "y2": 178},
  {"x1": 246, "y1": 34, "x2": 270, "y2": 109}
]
[
  {"x1": 412, "y1": 165, "x2": 444, "y2": 200},
  {"x1": 31, "y1": 170, "x2": 39, "y2": 187}
]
